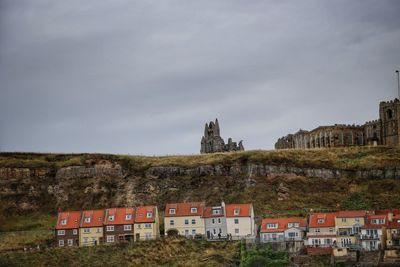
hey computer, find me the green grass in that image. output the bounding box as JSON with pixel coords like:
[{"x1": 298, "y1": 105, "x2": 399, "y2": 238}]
[
  {"x1": 0, "y1": 238, "x2": 240, "y2": 267},
  {"x1": 0, "y1": 213, "x2": 56, "y2": 232},
  {"x1": 1, "y1": 146, "x2": 400, "y2": 170}
]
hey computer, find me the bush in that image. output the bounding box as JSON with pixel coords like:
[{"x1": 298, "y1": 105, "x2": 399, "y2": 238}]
[{"x1": 240, "y1": 244, "x2": 288, "y2": 267}]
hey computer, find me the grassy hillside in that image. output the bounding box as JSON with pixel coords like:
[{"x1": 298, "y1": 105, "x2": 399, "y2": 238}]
[{"x1": 1, "y1": 146, "x2": 400, "y2": 170}]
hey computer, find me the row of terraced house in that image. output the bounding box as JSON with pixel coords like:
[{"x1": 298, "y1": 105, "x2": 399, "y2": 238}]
[{"x1": 55, "y1": 203, "x2": 400, "y2": 253}]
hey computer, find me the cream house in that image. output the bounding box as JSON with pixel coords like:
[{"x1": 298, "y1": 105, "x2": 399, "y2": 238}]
[
  {"x1": 225, "y1": 203, "x2": 255, "y2": 239},
  {"x1": 307, "y1": 212, "x2": 337, "y2": 247},
  {"x1": 335, "y1": 210, "x2": 366, "y2": 248},
  {"x1": 164, "y1": 202, "x2": 206, "y2": 237},
  {"x1": 134, "y1": 205, "x2": 160, "y2": 240},
  {"x1": 79, "y1": 209, "x2": 104, "y2": 246}
]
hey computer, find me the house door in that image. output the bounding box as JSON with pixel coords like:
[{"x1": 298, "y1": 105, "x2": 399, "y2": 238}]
[
  {"x1": 207, "y1": 231, "x2": 210, "y2": 239},
  {"x1": 136, "y1": 233, "x2": 140, "y2": 241}
]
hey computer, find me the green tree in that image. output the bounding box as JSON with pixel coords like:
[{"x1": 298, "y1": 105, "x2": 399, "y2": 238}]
[
  {"x1": 240, "y1": 243, "x2": 288, "y2": 267},
  {"x1": 341, "y1": 192, "x2": 370, "y2": 210}
]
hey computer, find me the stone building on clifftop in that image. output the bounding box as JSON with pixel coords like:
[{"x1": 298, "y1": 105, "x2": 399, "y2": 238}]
[
  {"x1": 201, "y1": 119, "x2": 244, "y2": 154},
  {"x1": 275, "y1": 98, "x2": 400, "y2": 149}
]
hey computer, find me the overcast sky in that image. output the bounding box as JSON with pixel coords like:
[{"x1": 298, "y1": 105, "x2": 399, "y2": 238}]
[{"x1": 0, "y1": 0, "x2": 399, "y2": 155}]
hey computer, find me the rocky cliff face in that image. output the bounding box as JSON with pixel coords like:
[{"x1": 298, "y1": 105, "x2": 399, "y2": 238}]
[{"x1": 1, "y1": 151, "x2": 400, "y2": 216}]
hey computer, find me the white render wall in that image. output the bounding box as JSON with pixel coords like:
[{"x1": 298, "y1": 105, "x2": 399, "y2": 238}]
[{"x1": 164, "y1": 215, "x2": 205, "y2": 236}]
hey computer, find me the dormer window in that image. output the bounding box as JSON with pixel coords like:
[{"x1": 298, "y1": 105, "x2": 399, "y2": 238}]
[
  {"x1": 84, "y1": 217, "x2": 91, "y2": 223},
  {"x1": 191, "y1": 208, "x2": 197, "y2": 214},
  {"x1": 212, "y1": 209, "x2": 221, "y2": 215},
  {"x1": 234, "y1": 208, "x2": 240, "y2": 215},
  {"x1": 108, "y1": 215, "x2": 114, "y2": 221},
  {"x1": 61, "y1": 219, "x2": 67, "y2": 225},
  {"x1": 169, "y1": 208, "x2": 176, "y2": 215},
  {"x1": 288, "y1": 222, "x2": 299, "y2": 228},
  {"x1": 267, "y1": 223, "x2": 278, "y2": 229},
  {"x1": 125, "y1": 214, "x2": 132, "y2": 220},
  {"x1": 317, "y1": 219, "x2": 324, "y2": 224},
  {"x1": 146, "y1": 212, "x2": 152, "y2": 218}
]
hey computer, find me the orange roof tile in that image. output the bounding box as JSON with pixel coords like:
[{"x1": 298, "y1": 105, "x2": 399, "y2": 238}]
[
  {"x1": 260, "y1": 217, "x2": 307, "y2": 233},
  {"x1": 336, "y1": 210, "x2": 367, "y2": 218},
  {"x1": 56, "y1": 211, "x2": 82, "y2": 229},
  {"x1": 362, "y1": 214, "x2": 388, "y2": 229},
  {"x1": 80, "y1": 209, "x2": 104, "y2": 227},
  {"x1": 203, "y1": 206, "x2": 224, "y2": 218},
  {"x1": 135, "y1": 206, "x2": 157, "y2": 223},
  {"x1": 104, "y1": 207, "x2": 135, "y2": 225},
  {"x1": 225, "y1": 204, "x2": 252, "y2": 217},
  {"x1": 309, "y1": 212, "x2": 336, "y2": 228},
  {"x1": 165, "y1": 202, "x2": 205, "y2": 217}
]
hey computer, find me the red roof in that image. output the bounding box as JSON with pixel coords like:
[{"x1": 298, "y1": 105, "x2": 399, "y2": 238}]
[
  {"x1": 387, "y1": 220, "x2": 400, "y2": 229},
  {"x1": 362, "y1": 214, "x2": 387, "y2": 229},
  {"x1": 260, "y1": 217, "x2": 307, "y2": 233},
  {"x1": 165, "y1": 202, "x2": 205, "y2": 217},
  {"x1": 203, "y1": 206, "x2": 224, "y2": 218},
  {"x1": 376, "y1": 209, "x2": 400, "y2": 216},
  {"x1": 225, "y1": 204, "x2": 252, "y2": 217},
  {"x1": 309, "y1": 213, "x2": 336, "y2": 228},
  {"x1": 80, "y1": 209, "x2": 104, "y2": 227},
  {"x1": 56, "y1": 211, "x2": 82, "y2": 229},
  {"x1": 104, "y1": 207, "x2": 135, "y2": 225},
  {"x1": 336, "y1": 210, "x2": 367, "y2": 218},
  {"x1": 135, "y1": 206, "x2": 157, "y2": 223}
]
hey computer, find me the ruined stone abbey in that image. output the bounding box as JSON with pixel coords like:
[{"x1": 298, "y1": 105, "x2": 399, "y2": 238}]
[
  {"x1": 200, "y1": 119, "x2": 244, "y2": 153},
  {"x1": 275, "y1": 99, "x2": 400, "y2": 149}
]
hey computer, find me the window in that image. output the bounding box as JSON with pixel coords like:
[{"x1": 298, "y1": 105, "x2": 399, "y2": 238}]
[
  {"x1": 192, "y1": 219, "x2": 196, "y2": 224},
  {"x1": 211, "y1": 219, "x2": 215, "y2": 224},
  {"x1": 379, "y1": 219, "x2": 385, "y2": 224},
  {"x1": 106, "y1": 235, "x2": 114, "y2": 243},
  {"x1": 316, "y1": 228, "x2": 321, "y2": 233},
  {"x1": 83, "y1": 228, "x2": 90, "y2": 234},
  {"x1": 212, "y1": 209, "x2": 220, "y2": 215},
  {"x1": 125, "y1": 214, "x2": 132, "y2": 220},
  {"x1": 145, "y1": 233, "x2": 152, "y2": 240},
  {"x1": 355, "y1": 218, "x2": 360, "y2": 222},
  {"x1": 67, "y1": 239, "x2": 73, "y2": 246},
  {"x1": 341, "y1": 218, "x2": 347, "y2": 223},
  {"x1": 213, "y1": 229, "x2": 216, "y2": 235},
  {"x1": 61, "y1": 219, "x2": 67, "y2": 225},
  {"x1": 146, "y1": 212, "x2": 152, "y2": 218},
  {"x1": 192, "y1": 229, "x2": 196, "y2": 235},
  {"x1": 169, "y1": 208, "x2": 176, "y2": 215},
  {"x1": 124, "y1": 225, "x2": 132, "y2": 231},
  {"x1": 218, "y1": 218, "x2": 221, "y2": 224},
  {"x1": 191, "y1": 208, "x2": 197, "y2": 213},
  {"x1": 235, "y1": 229, "x2": 239, "y2": 234},
  {"x1": 170, "y1": 220, "x2": 174, "y2": 226},
  {"x1": 234, "y1": 208, "x2": 240, "y2": 215},
  {"x1": 234, "y1": 219, "x2": 239, "y2": 224},
  {"x1": 96, "y1": 228, "x2": 101, "y2": 233},
  {"x1": 288, "y1": 222, "x2": 299, "y2": 228},
  {"x1": 185, "y1": 219, "x2": 189, "y2": 225},
  {"x1": 137, "y1": 224, "x2": 141, "y2": 229},
  {"x1": 267, "y1": 223, "x2": 277, "y2": 229},
  {"x1": 106, "y1": 225, "x2": 114, "y2": 232},
  {"x1": 108, "y1": 215, "x2": 114, "y2": 221},
  {"x1": 57, "y1": 230, "x2": 65, "y2": 236},
  {"x1": 329, "y1": 228, "x2": 334, "y2": 232},
  {"x1": 185, "y1": 229, "x2": 189, "y2": 235},
  {"x1": 58, "y1": 240, "x2": 64, "y2": 247},
  {"x1": 73, "y1": 229, "x2": 78, "y2": 235},
  {"x1": 83, "y1": 237, "x2": 89, "y2": 243},
  {"x1": 317, "y1": 219, "x2": 324, "y2": 224},
  {"x1": 84, "y1": 217, "x2": 91, "y2": 223},
  {"x1": 145, "y1": 223, "x2": 152, "y2": 229}
]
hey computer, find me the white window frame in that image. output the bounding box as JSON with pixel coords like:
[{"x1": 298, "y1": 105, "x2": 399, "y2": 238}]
[
  {"x1": 67, "y1": 239, "x2": 73, "y2": 246},
  {"x1": 212, "y1": 209, "x2": 220, "y2": 215},
  {"x1": 234, "y1": 218, "x2": 239, "y2": 224},
  {"x1": 235, "y1": 228, "x2": 239, "y2": 234},
  {"x1": 83, "y1": 228, "x2": 90, "y2": 234},
  {"x1": 124, "y1": 225, "x2": 132, "y2": 231},
  {"x1": 145, "y1": 223, "x2": 152, "y2": 229},
  {"x1": 317, "y1": 219, "x2": 324, "y2": 224},
  {"x1": 170, "y1": 220, "x2": 174, "y2": 226},
  {"x1": 125, "y1": 214, "x2": 132, "y2": 220},
  {"x1": 73, "y1": 229, "x2": 78, "y2": 235},
  {"x1": 84, "y1": 217, "x2": 91, "y2": 223},
  {"x1": 192, "y1": 229, "x2": 196, "y2": 235},
  {"x1": 192, "y1": 219, "x2": 196, "y2": 224},
  {"x1": 108, "y1": 215, "x2": 115, "y2": 221},
  {"x1": 146, "y1": 212, "x2": 152, "y2": 218},
  {"x1": 234, "y1": 209, "x2": 240, "y2": 215},
  {"x1": 58, "y1": 240, "x2": 64, "y2": 247},
  {"x1": 57, "y1": 230, "x2": 65, "y2": 236},
  {"x1": 267, "y1": 223, "x2": 277, "y2": 229},
  {"x1": 184, "y1": 219, "x2": 189, "y2": 225},
  {"x1": 191, "y1": 208, "x2": 197, "y2": 214},
  {"x1": 106, "y1": 235, "x2": 114, "y2": 243},
  {"x1": 61, "y1": 219, "x2": 67, "y2": 225},
  {"x1": 218, "y1": 218, "x2": 222, "y2": 224},
  {"x1": 106, "y1": 225, "x2": 115, "y2": 232},
  {"x1": 169, "y1": 208, "x2": 176, "y2": 215}
]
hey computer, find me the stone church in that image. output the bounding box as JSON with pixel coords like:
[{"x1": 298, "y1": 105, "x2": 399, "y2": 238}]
[
  {"x1": 275, "y1": 98, "x2": 400, "y2": 149},
  {"x1": 200, "y1": 119, "x2": 244, "y2": 153}
]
